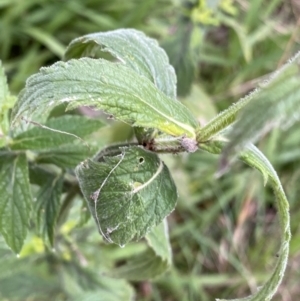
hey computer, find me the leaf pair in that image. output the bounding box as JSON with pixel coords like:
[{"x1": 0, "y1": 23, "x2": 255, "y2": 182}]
[
  {"x1": 10, "y1": 29, "x2": 197, "y2": 254},
  {"x1": 12, "y1": 29, "x2": 199, "y2": 139}
]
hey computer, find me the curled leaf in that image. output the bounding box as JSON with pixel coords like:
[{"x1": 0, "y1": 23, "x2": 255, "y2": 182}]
[{"x1": 199, "y1": 141, "x2": 290, "y2": 301}]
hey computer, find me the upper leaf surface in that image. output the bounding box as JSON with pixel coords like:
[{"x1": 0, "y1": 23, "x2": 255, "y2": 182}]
[
  {"x1": 10, "y1": 115, "x2": 105, "y2": 150},
  {"x1": 64, "y1": 29, "x2": 177, "y2": 99},
  {"x1": 75, "y1": 146, "x2": 177, "y2": 247},
  {"x1": 0, "y1": 153, "x2": 32, "y2": 253},
  {"x1": 12, "y1": 58, "x2": 198, "y2": 138}
]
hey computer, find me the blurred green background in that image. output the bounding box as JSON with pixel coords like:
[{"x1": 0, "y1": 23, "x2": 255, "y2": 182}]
[{"x1": 1, "y1": 0, "x2": 300, "y2": 300}]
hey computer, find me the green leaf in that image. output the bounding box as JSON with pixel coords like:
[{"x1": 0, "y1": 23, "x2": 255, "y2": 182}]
[
  {"x1": 223, "y1": 51, "x2": 300, "y2": 156},
  {"x1": 64, "y1": 28, "x2": 177, "y2": 99},
  {"x1": 0, "y1": 271, "x2": 59, "y2": 300},
  {"x1": 36, "y1": 144, "x2": 97, "y2": 169},
  {"x1": 0, "y1": 60, "x2": 9, "y2": 109},
  {"x1": 0, "y1": 255, "x2": 60, "y2": 301},
  {"x1": 10, "y1": 115, "x2": 105, "y2": 150},
  {"x1": 199, "y1": 141, "x2": 290, "y2": 301},
  {"x1": 61, "y1": 259, "x2": 134, "y2": 301},
  {"x1": 0, "y1": 153, "x2": 32, "y2": 253},
  {"x1": 34, "y1": 174, "x2": 63, "y2": 246},
  {"x1": 0, "y1": 60, "x2": 16, "y2": 138},
  {"x1": 146, "y1": 218, "x2": 172, "y2": 264},
  {"x1": 28, "y1": 164, "x2": 58, "y2": 187},
  {"x1": 110, "y1": 219, "x2": 172, "y2": 280},
  {"x1": 12, "y1": 58, "x2": 198, "y2": 138},
  {"x1": 75, "y1": 146, "x2": 177, "y2": 247},
  {"x1": 66, "y1": 277, "x2": 134, "y2": 301}
]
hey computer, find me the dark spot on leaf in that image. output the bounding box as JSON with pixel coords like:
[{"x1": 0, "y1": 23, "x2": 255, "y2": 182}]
[{"x1": 138, "y1": 157, "x2": 144, "y2": 164}]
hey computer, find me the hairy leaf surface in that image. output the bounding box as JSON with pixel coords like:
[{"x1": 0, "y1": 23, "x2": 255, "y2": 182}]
[
  {"x1": 110, "y1": 219, "x2": 172, "y2": 280},
  {"x1": 64, "y1": 28, "x2": 177, "y2": 99},
  {"x1": 12, "y1": 58, "x2": 198, "y2": 138},
  {"x1": 0, "y1": 153, "x2": 32, "y2": 253},
  {"x1": 75, "y1": 146, "x2": 177, "y2": 247}
]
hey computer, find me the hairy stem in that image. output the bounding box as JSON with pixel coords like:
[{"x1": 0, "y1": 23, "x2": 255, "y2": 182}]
[{"x1": 196, "y1": 92, "x2": 255, "y2": 142}]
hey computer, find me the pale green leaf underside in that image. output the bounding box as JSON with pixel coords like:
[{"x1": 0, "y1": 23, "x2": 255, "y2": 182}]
[
  {"x1": 75, "y1": 146, "x2": 177, "y2": 247},
  {"x1": 34, "y1": 175, "x2": 63, "y2": 246},
  {"x1": 64, "y1": 28, "x2": 177, "y2": 99},
  {"x1": 199, "y1": 141, "x2": 290, "y2": 301},
  {"x1": 0, "y1": 153, "x2": 32, "y2": 253},
  {"x1": 110, "y1": 219, "x2": 172, "y2": 280},
  {"x1": 11, "y1": 115, "x2": 105, "y2": 150},
  {"x1": 224, "y1": 51, "x2": 300, "y2": 155},
  {"x1": 12, "y1": 58, "x2": 198, "y2": 138}
]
